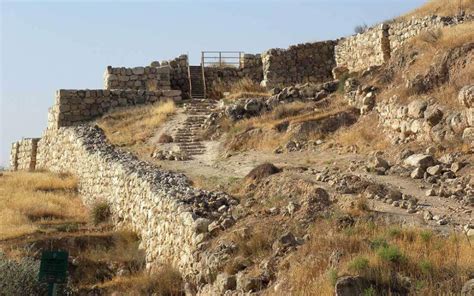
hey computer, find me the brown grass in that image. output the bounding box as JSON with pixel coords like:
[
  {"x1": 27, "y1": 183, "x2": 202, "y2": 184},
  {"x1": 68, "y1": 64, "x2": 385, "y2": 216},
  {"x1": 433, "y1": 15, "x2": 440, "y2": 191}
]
[
  {"x1": 333, "y1": 113, "x2": 390, "y2": 153},
  {"x1": 0, "y1": 171, "x2": 87, "y2": 240},
  {"x1": 96, "y1": 100, "x2": 176, "y2": 150},
  {"x1": 401, "y1": 0, "x2": 474, "y2": 19},
  {"x1": 287, "y1": 218, "x2": 474, "y2": 295},
  {"x1": 99, "y1": 266, "x2": 183, "y2": 296},
  {"x1": 399, "y1": 22, "x2": 474, "y2": 107},
  {"x1": 211, "y1": 78, "x2": 270, "y2": 100}
]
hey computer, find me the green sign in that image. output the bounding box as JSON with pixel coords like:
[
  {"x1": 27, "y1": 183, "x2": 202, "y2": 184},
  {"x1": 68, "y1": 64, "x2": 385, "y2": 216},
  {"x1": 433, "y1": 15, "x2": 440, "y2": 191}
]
[{"x1": 38, "y1": 251, "x2": 69, "y2": 284}]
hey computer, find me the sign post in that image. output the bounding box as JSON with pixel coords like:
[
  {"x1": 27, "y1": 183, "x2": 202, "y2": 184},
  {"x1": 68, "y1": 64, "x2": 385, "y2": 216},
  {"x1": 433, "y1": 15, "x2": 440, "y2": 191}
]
[{"x1": 38, "y1": 251, "x2": 69, "y2": 296}]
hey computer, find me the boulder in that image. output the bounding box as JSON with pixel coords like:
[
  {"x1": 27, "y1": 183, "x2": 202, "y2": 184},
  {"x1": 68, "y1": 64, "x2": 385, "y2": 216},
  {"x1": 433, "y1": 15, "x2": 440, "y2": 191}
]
[
  {"x1": 335, "y1": 276, "x2": 372, "y2": 296},
  {"x1": 410, "y1": 168, "x2": 424, "y2": 179},
  {"x1": 463, "y1": 127, "x2": 474, "y2": 143},
  {"x1": 461, "y1": 279, "x2": 474, "y2": 296},
  {"x1": 465, "y1": 108, "x2": 474, "y2": 127},
  {"x1": 404, "y1": 154, "x2": 436, "y2": 170},
  {"x1": 368, "y1": 156, "x2": 390, "y2": 171},
  {"x1": 408, "y1": 99, "x2": 428, "y2": 119},
  {"x1": 458, "y1": 85, "x2": 474, "y2": 108},
  {"x1": 194, "y1": 218, "x2": 210, "y2": 234}
]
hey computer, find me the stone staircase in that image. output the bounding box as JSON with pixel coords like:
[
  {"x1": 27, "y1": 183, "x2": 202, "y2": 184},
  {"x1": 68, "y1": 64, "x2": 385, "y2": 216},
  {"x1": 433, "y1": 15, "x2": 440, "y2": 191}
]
[
  {"x1": 189, "y1": 66, "x2": 205, "y2": 99},
  {"x1": 174, "y1": 99, "x2": 217, "y2": 156}
]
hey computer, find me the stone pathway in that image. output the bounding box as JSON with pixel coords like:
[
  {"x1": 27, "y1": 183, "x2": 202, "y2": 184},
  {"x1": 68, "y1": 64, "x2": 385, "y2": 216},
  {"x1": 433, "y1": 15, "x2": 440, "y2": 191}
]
[{"x1": 174, "y1": 99, "x2": 217, "y2": 156}]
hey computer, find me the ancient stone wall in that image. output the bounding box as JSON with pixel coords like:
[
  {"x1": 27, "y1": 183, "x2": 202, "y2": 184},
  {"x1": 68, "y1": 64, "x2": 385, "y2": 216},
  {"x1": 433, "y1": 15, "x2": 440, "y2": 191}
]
[
  {"x1": 36, "y1": 125, "x2": 237, "y2": 276},
  {"x1": 47, "y1": 89, "x2": 181, "y2": 129},
  {"x1": 161, "y1": 55, "x2": 191, "y2": 99},
  {"x1": 335, "y1": 24, "x2": 390, "y2": 73},
  {"x1": 388, "y1": 15, "x2": 467, "y2": 53},
  {"x1": 104, "y1": 65, "x2": 171, "y2": 91},
  {"x1": 335, "y1": 15, "x2": 471, "y2": 73},
  {"x1": 261, "y1": 41, "x2": 336, "y2": 88},
  {"x1": 9, "y1": 138, "x2": 40, "y2": 171},
  {"x1": 203, "y1": 53, "x2": 263, "y2": 95}
]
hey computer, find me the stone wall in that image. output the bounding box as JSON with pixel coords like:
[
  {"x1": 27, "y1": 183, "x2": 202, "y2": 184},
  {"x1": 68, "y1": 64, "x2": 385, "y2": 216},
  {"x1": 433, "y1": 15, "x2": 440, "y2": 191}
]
[
  {"x1": 335, "y1": 24, "x2": 390, "y2": 73},
  {"x1": 47, "y1": 89, "x2": 182, "y2": 129},
  {"x1": 335, "y1": 15, "x2": 471, "y2": 73},
  {"x1": 36, "y1": 125, "x2": 237, "y2": 276},
  {"x1": 104, "y1": 65, "x2": 171, "y2": 91},
  {"x1": 9, "y1": 138, "x2": 40, "y2": 171},
  {"x1": 161, "y1": 55, "x2": 191, "y2": 99},
  {"x1": 388, "y1": 15, "x2": 467, "y2": 53},
  {"x1": 203, "y1": 53, "x2": 263, "y2": 96},
  {"x1": 261, "y1": 41, "x2": 337, "y2": 88}
]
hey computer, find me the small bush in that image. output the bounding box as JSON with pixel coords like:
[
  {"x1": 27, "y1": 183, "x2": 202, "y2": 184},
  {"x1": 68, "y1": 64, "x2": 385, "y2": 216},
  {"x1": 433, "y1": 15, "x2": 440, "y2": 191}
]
[
  {"x1": 387, "y1": 227, "x2": 402, "y2": 238},
  {"x1": 377, "y1": 245, "x2": 405, "y2": 263},
  {"x1": 354, "y1": 23, "x2": 368, "y2": 34},
  {"x1": 363, "y1": 287, "x2": 376, "y2": 296},
  {"x1": 91, "y1": 201, "x2": 111, "y2": 225},
  {"x1": 348, "y1": 256, "x2": 370, "y2": 272},
  {"x1": 0, "y1": 252, "x2": 46, "y2": 295}
]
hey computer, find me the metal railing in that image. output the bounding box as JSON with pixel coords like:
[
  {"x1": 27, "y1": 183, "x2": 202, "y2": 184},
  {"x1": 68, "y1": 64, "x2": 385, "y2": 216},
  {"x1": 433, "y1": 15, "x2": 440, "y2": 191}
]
[{"x1": 201, "y1": 51, "x2": 244, "y2": 68}]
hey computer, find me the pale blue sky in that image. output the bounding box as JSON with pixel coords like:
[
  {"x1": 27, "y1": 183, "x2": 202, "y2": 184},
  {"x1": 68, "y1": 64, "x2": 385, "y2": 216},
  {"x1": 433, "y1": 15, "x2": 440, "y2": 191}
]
[{"x1": 0, "y1": 0, "x2": 426, "y2": 166}]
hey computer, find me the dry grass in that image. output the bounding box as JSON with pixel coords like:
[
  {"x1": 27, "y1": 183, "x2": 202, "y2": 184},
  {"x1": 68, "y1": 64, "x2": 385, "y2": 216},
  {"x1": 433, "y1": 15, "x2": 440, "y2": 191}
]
[
  {"x1": 99, "y1": 266, "x2": 183, "y2": 296},
  {"x1": 0, "y1": 171, "x2": 87, "y2": 240},
  {"x1": 96, "y1": 100, "x2": 176, "y2": 150},
  {"x1": 401, "y1": 0, "x2": 474, "y2": 19},
  {"x1": 211, "y1": 78, "x2": 270, "y2": 100},
  {"x1": 287, "y1": 217, "x2": 474, "y2": 295},
  {"x1": 333, "y1": 113, "x2": 390, "y2": 153},
  {"x1": 399, "y1": 22, "x2": 474, "y2": 107}
]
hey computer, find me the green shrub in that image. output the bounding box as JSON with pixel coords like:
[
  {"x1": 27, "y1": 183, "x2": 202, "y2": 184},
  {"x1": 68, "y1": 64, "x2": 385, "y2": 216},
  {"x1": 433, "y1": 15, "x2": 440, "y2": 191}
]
[
  {"x1": 363, "y1": 287, "x2": 376, "y2": 296},
  {"x1": 348, "y1": 256, "x2": 370, "y2": 272},
  {"x1": 419, "y1": 260, "x2": 434, "y2": 275},
  {"x1": 328, "y1": 269, "x2": 338, "y2": 286},
  {"x1": 91, "y1": 201, "x2": 111, "y2": 225},
  {"x1": 369, "y1": 237, "x2": 388, "y2": 250},
  {"x1": 377, "y1": 245, "x2": 405, "y2": 263},
  {"x1": 419, "y1": 230, "x2": 433, "y2": 243},
  {"x1": 0, "y1": 252, "x2": 46, "y2": 295}
]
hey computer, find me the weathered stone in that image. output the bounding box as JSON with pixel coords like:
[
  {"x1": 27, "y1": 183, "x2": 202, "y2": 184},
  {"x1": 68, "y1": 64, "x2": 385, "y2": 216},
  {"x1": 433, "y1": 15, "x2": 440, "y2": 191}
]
[
  {"x1": 404, "y1": 154, "x2": 436, "y2": 170},
  {"x1": 407, "y1": 99, "x2": 428, "y2": 118},
  {"x1": 426, "y1": 165, "x2": 442, "y2": 176},
  {"x1": 424, "y1": 106, "x2": 443, "y2": 126},
  {"x1": 458, "y1": 85, "x2": 474, "y2": 108}
]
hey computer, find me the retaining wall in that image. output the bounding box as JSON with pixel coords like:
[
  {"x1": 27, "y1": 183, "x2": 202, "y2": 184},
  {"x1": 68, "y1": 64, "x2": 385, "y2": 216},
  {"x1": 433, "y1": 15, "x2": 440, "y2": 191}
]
[
  {"x1": 9, "y1": 138, "x2": 40, "y2": 171},
  {"x1": 36, "y1": 125, "x2": 237, "y2": 276},
  {"x1": 335, "y1": 24, "x2": 390, "y2": 72},
  {"x1": 261, "y1": 41, "x2": 337, "y2": 88},
  {"x1": 47, "y1": 89, "x2": 182, "y2": 129}
]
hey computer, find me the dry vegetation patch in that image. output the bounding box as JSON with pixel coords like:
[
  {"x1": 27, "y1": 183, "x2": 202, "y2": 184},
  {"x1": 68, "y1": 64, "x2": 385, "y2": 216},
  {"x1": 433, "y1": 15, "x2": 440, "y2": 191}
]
[
  {"x1": 212, "y1": 77, "x2": 270, "y2": 100},
  {"x1": 0, "y1": 171, "x2": 87, "y2": 240},
  {"x1": 96, "y1": 100, "x2": 176, "y2": 155},
  {"x1": 401, "y1": 0, "x2": 474, "y2": 19},
  {"x1": 285, "y1": 217, "x2": 474, "y2": 295}
]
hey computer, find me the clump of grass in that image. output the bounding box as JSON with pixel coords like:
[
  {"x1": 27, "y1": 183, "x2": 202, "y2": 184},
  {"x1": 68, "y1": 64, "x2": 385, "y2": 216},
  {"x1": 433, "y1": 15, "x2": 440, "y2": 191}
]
[
  {"x1": 91, "y1": 201, "x2": 111, "y2": 225},
  {"x1": 348, "y1": 256, "x2": 370, "y2": 272},
  {"x1": 377, "y1": 245, "x2": 405, "y2": 263},
  {"x1": 401, "y1": 0, "x2": 474, "y2": 19},
  {"x1": 419, "y1": 260, "x2": 434, "y2": 275},
  {"x1": 99, "y1": 266, "x2": 183, "y2": 295},
  {"x1": 419, "y1": 230, "x2": 433, "y2": 243},
  {"x1": 210, "y1": 77, "x2": 270, "y2": 100},
  {"x1": 0, "y1": 172, "x2": 87, "y2": 240}
]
